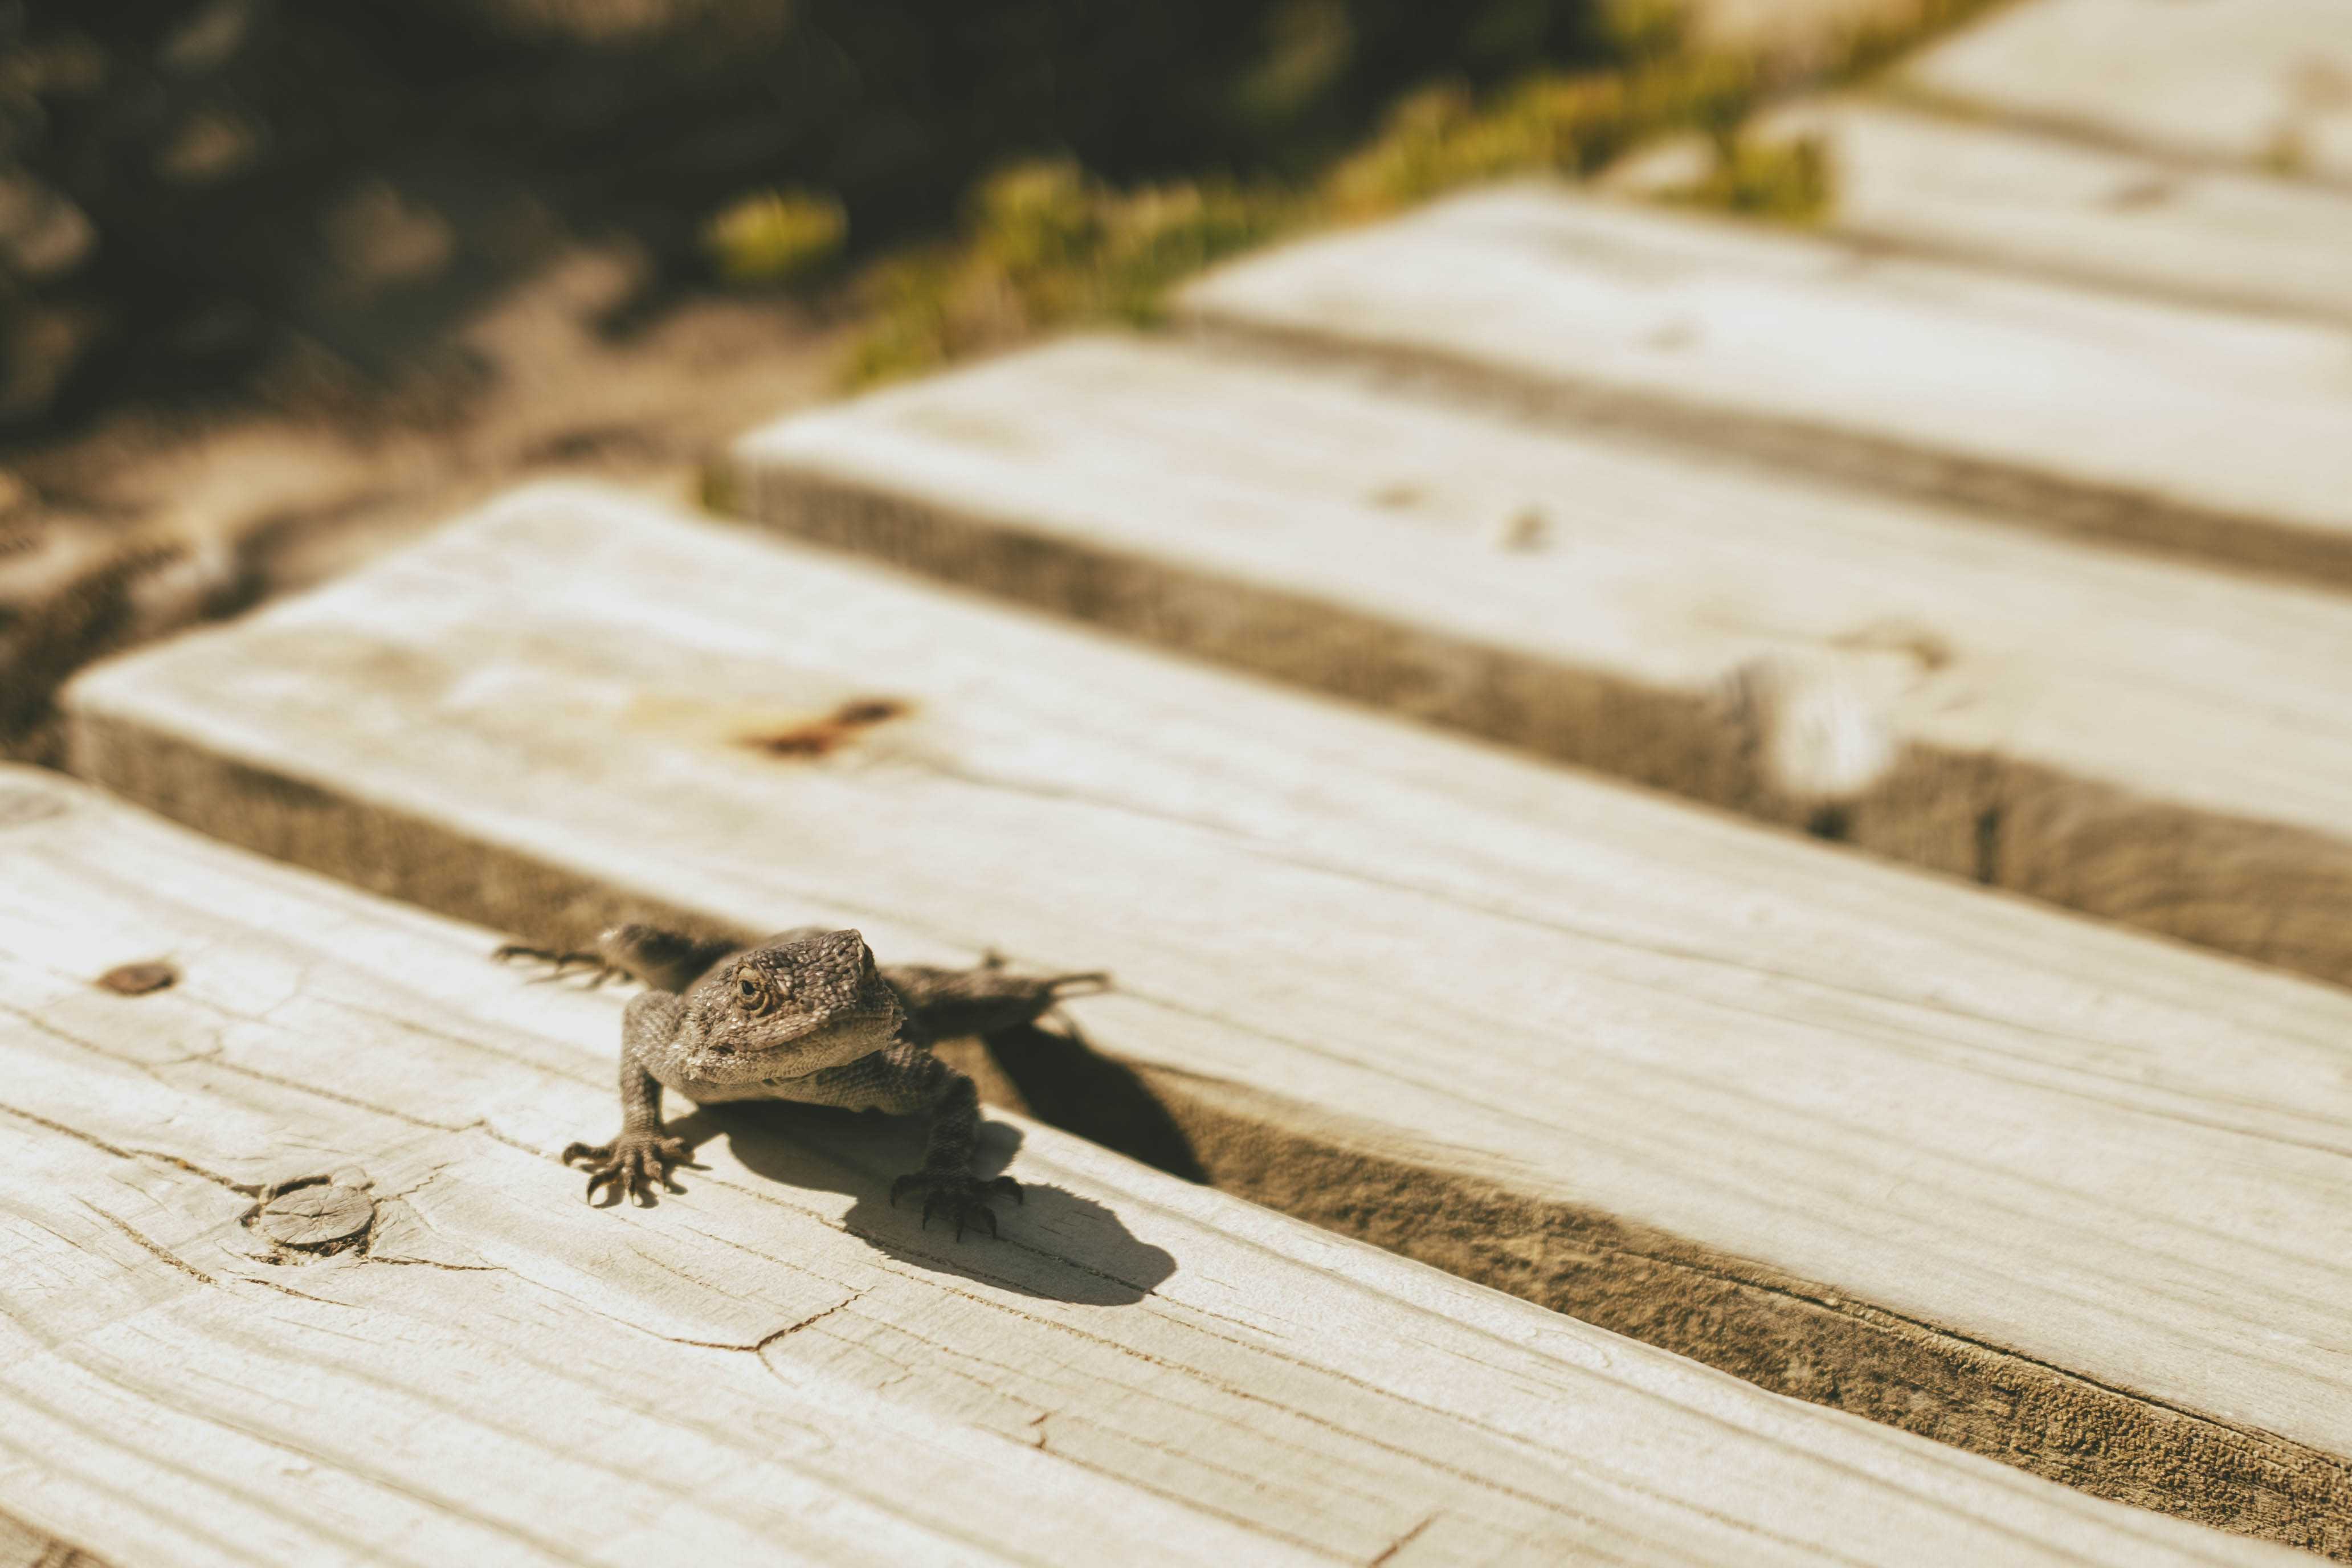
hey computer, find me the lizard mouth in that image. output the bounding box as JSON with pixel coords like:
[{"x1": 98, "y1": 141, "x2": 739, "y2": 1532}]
[
  {"x1": 705, "y1": 999, "x2": 903, "y2": 1076},
  {"x1": 753, "y1": 1059, "x2": 837, "y2": 1082}
]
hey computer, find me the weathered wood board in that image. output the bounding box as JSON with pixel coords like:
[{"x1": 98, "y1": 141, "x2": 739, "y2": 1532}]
[
  {"x1": 58, "y1": 483, "x2": 2352, "y2": 1555},
  {"x1": 1901, "y1": 0, "x2": 2352, "y2": 181},
  {"x1": 730, "y1": 333, "x2": 2352, "y2": 990},
  {"x1": 3, "y1": 768, "x2": 2292, "y2": 1568},
  {"x1": 1173, "y1": 183, "x2": 2352, "y2": 587},
  {"x1": 1757, "y1": 97, "x2": 2352, "y2": 323}
]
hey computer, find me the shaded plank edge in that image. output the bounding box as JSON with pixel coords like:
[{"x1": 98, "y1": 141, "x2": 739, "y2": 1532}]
[
  {"x1": 0, "y1": 1510, "x2": 111, "y2": 1568},
  {"x1": 721, "y1": 453, "x2": 2352, "y2": 993},
  {"x1": 62, "y1": 705, "x2": 2352, "y2": 1559},
  {"x1": 1151, "y1": 1068, "x2": 2352, "y2": 1557}
]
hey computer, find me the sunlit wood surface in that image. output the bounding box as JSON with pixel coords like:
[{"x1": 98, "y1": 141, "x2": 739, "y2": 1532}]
[
  {"x1": 58, "y1": 484, "x2": 2352, "y2": 1553},
  {"x1": 732, "y1": 333, "x2": 2352, "y2": 988},
  {"x1": 1174, "y1": 185, "x2": 2352, "y2": 586},
  {"x1": 5, "y1": 766, "x2": 2295, "y2": 1567}
]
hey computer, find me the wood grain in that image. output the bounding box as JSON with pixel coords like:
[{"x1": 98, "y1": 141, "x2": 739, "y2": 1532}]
[
  {"x1": 1901, "y1": 0, "x2": 2352, "y2": 181},
  {"x1": 57, "y1": 483, "x2": 2352, "y2": 1555},
  {"x1": 1757, "y1": 97, "x2": 2352, "y2": 324},
  {"x1": 1172, "y1": 183, "x2": 2352, "y2": 587},
  {"x1": 0, "y1": 766, "x2": 2285, "y2": 1568},
  {"x1": 730, "y1": 333, "x2": 2352, "y2": 990}
]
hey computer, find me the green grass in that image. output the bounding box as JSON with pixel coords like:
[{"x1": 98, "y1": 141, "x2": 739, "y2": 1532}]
[
  {"x1": 702, "y1": 190, "x2": 850, "y2": 285},
  {"x1": 839, "y1": 162, "x2": 1291, "y2": 387},
  {"x1": 1656, "y1": 129, "x2": 1832, "y2": 223},
  {"x1": 712, "y1": 0, "x2": 2009, "y2": 389}
]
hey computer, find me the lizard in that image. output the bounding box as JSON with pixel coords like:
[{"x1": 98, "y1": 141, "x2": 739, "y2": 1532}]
[{"x1": 499, "y1": 922, "x2": 1107, "y2": 1240}]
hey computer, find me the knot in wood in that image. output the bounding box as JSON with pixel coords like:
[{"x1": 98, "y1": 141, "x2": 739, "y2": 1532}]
[{"x1": 253, "y1": 1182, "x2": 375, "y2": 1251}]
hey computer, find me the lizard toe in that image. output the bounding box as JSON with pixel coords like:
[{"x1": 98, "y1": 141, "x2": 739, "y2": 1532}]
[
  {"x1": 582, "y1": 1163, "x2": 623, "y2": 1204},
  {"x1": 649, "y1": 1149, "x2": 688, "y2": 1199},
  {"x1": 895, "y1": 1169, "x2": 1018, "y2": 1241},
  {"x1": 495, "y1": 942, "x2": 630, "y2": 988},
  {"x1": 567, "y1": 1132, "x2": 689, "y2": 1207}
]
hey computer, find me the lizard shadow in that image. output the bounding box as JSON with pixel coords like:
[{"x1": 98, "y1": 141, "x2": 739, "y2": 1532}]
[
  {"x1": 981, "y1": 1020, "x2": 1206, "y2": 1185},
  {"x1": 664, "y1": 1101, "x2": 1177, "y2": 1308}
]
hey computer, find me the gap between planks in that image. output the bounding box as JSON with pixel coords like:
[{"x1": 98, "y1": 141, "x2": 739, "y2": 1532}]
[{"x1": 0, "y1": 1509, "x2": 109, "y2": 1568}]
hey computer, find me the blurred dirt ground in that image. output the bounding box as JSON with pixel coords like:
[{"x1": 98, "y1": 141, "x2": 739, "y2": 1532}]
[{"x1": 0, "y1": 245, "x2": 840, "y2": 762}]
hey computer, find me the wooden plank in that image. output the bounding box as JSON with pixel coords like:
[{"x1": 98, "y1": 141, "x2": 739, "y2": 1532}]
[
  {"x1": 1171, "y1": 182, "x2": 2352, "y2": 588},
  {"x1": 56, "y1": 481, "x2": 2352, "y2": 1555},
  {"x1": 1755, "y1": 97, "x2": 2352, "y2": 324},
  {"x1": 1901, "y1": 0, "x2": 2352, "y2": 181},
  {"x1": 0, "y1": 770, "x2": 2280, "y2": 1568},
  {"x1": 729, "y1": 333, "x2": 2352, "y2": 991}
]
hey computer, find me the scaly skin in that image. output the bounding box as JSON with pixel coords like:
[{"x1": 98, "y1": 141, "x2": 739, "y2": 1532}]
[{"x1": 502, "y1": 924, "x2": 1105, "y2": 1239}]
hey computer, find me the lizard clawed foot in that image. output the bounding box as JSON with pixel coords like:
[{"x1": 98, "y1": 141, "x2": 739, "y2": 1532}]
[
  {"x1": 890, "y1": 1169, "x2": 1023, "y2": 1241},
  {"x1": 563, "y1": 1130, "x2": 695, "y2": 1206},
  {"x1": 494, "y1": 943, "x2": 628, "y2": 989},
  {"x1": 1044, "y1": 971, "x2": 1111, "y2": 1001}
]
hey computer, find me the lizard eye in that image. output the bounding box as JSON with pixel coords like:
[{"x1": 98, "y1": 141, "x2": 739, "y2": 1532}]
[{"x1": 735, "y1": 970, "x2": 772, "y2": 1013}]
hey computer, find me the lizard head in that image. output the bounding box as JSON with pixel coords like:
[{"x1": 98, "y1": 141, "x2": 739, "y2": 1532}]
[{"x1": 681, "y1": 928, "x2": 906, "y2": 1083}]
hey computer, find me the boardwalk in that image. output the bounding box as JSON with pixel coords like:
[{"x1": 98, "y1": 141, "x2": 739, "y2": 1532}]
[
  {"x1": 64, "y1": 481, "x2": 2352, "y2": 1553},
  {"x1": 11, "y1": 0, "x2": 2352, "y2": 1561},
  {"x1": 728, "y1": 332, "x2": 2352, "y2": 984}
]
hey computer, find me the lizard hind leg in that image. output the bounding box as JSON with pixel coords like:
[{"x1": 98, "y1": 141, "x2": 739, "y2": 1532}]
[
  {"x1": 885, "y1": 1056, "x2": 1023, "y2": 1241},
  {"x1": 892, "y1": 1170, "x2": 1024, "y2": 1240},
  {"x1": 884, "y1": 961, "x2": 1114, "y2": 1044}
]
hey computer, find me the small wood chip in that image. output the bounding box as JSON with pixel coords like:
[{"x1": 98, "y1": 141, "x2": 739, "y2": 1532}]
[
  {"x1": 96, "y1": 960, "x2": 177, "y2": 995},
  {"x1": 253, "y1": 1183, "x2": 374, "y2": 1250}
]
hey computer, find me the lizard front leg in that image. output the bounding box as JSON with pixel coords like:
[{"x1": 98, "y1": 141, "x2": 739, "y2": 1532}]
[
  {"x1": 563, "y1": 991, "x2": 695, "y2": 1204},
  {"x1": 883, "y1": 1047, "x2": 1022, "y2": 1240},
  {"x1": 500, "y1": 921, "x2": 746, "y2": 992}
]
